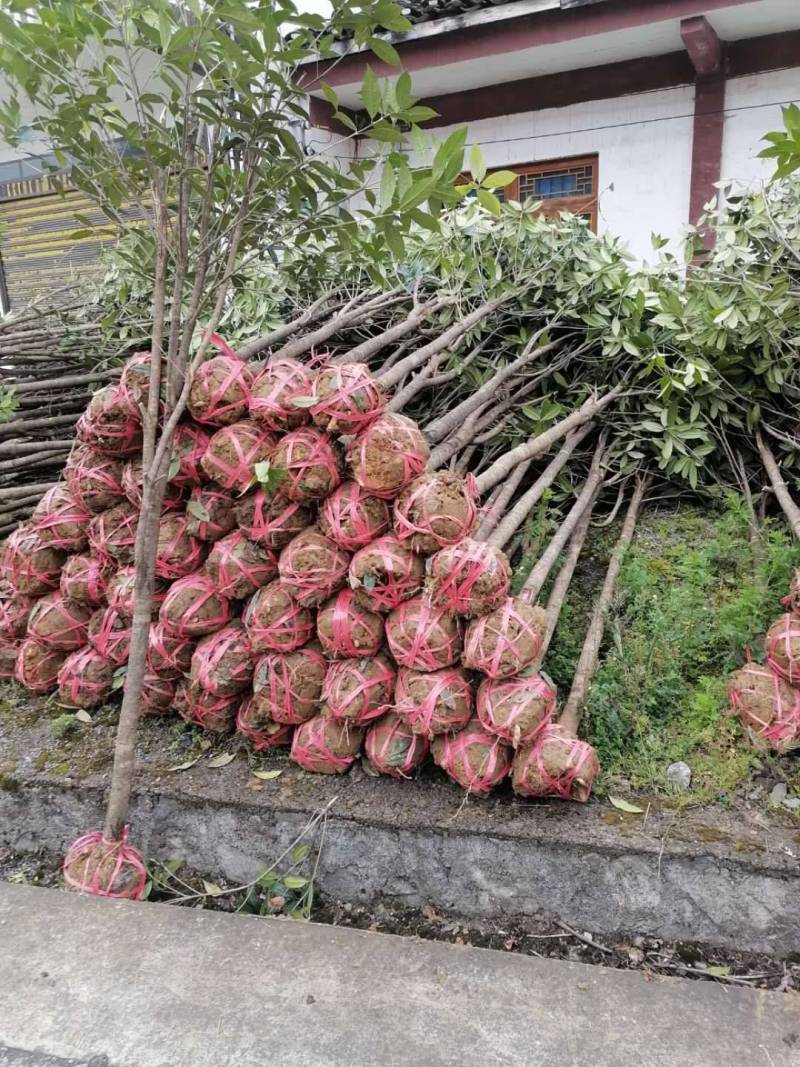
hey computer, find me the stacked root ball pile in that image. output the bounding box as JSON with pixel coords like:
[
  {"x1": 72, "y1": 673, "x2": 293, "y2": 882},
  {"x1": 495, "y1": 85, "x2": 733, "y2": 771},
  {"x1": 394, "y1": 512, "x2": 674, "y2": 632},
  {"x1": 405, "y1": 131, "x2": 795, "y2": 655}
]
[{"x1": 1, "y1": 349, "x2": 563, "y2": 799}]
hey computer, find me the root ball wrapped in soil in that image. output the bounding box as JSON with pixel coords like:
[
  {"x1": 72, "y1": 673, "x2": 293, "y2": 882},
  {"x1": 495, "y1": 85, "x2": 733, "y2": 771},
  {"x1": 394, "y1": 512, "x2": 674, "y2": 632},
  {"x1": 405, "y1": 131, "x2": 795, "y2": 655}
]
[
  {"x1": 348, "y1": 413, "x2": 429, "y2": 499},
  {"x1": 310, "y1": 362, "x2": 386, "y2": 435},
  {"x1": 765, "y1": 614, "x2": 800, "y2": 686},
  {"x1": 476, "y1": 672, "x2": 556, "y2": 747},
  {"x1": 106, "y1": 566, "x2": 168, "y2": 619},
  {"x1": 431, "y1": 720, "x2": 512, "y2": 796},
  {"x1": 386, "y1": 596, "x2": 462, "y2": 671},
  {"x1": 512, "y1": 723, "x2": 600, "y2": 802},
  {"x1": 1, "y1": 525, "x2": 65, "y2": 596},
  {"x1": 57, "y1": 647, "x2": 114, "y2": 709},
  {"x1": 320, "y1": 481, "x2": 390, "y2": 551},
  {"x1": 121, "y1": 457, "x2": 185, "y2": 512},
  {"x1": 348, "y1": 535, "x2": 424, "y2": 614},
  {"x1": 117, "y1": 351, "x2": 152, "y2": 414},
  {"x1": 88, "y1": 501, "x2": 139, "y2": 564},
  {"x1": 159, "y1": 572, "x2": 232, "y2": 638},
  {"x1": 243, "y1": 580, "x2": 313, "y2": 653},
  {"x1": 364, "y1": 712, "x2": 429, "y2": 778},
  {"x1": 154, "y1": 513, "x2": 206, "y2": 582},
  {"x1": 728, "y1": 661, "x2": 800, "y2": 753},
  {"x1": 200, "y1": 419, "x2": 276, "y2": 493},
  {"x1": 63, "y1": 829, "x2": 146, "y2": 900},
  {"x1": 31, "y1": 484, "x2": 90, "y2": 552},
  {"x1": 316, "y1": 589, "x2": 384, "y2": 659},
  {"x1": 27, "y1": 592, "x2": 92, "y2": 651},
  {"x1": 0, "y1": 640, "x2": 19, "y2": 679},
  {"x1": 0, "y1": 584, "x2": 36, "y2": 641},
  {"x1": 206, "y1": 530, "x2": 277, "y2": 600},
  {"x1": 252, "y1": 643, "x2": 327, "y2": 725},
  {"x1": 462, "y1": 598, "x2": 547, "y2": 679},
  {"x1": 139, "y1": 669, "x2": 178, "y2": 715},
  {"x1": 235, "y1": 489, "x2": 313, "y2": 550},
  {"x1": 60, "y1": 554, "x2": 112, "y2": 607},
  {"x1": 190, "y1": 620, "x2": 253, "y2": 696},
  {"x1": 269, "y1": 427, "x2": 342, "y2": 503},
  {"x1": 428, "y1": 540, "x2": 511, "y2": 618},
  {"x1": 290, "y1": 714, "x2": 364, "y2": 774},
  {"x1": 147, "y1": 622, "x2": 195, "y2": 677},
  {"x1": 250, "y1": 357, "x2": 314, "y2": 431},
  {"x1": 87, "y1": 607, "x2": 131, "y2": 666},
  {"x1": 188, "y1": 354, "x2": 252, "y2": 426},
  {"x1": 394, "y1": 666, "x2": 473, "y2": 738},
  {"x1": 394, "y1": 472, "x2": 479, "y2": 555},
  {"x1": 170, "y1": 423, "x2": 211, "y2": 488},
  {"x1": 65, "y1": 448, "x2": 125, "y2": 514},
  {"x1": 785, "y1": 569, "x2": 800, "y2": 615},
  {"x1": 76, "y1": 383, "x2": 142, "y2": 456},
  {"x1": 278, "y1": 528, "x2": 350, "y2": 608},
  {"x1": 175, "y1": 679, "x2": 239, "y2": 733},
  {"x1": 15, "y1": 637, "x2": 66, "y2": 692},
  {"x1": 186, "y1": 486, "x2": 237, "y2": 543},
  {"x1": 236, "y1": 696, "x2": 295, "y2": 751},
  {"x1": 321, "y1": 653, "x2": 395, "y2": 724}
]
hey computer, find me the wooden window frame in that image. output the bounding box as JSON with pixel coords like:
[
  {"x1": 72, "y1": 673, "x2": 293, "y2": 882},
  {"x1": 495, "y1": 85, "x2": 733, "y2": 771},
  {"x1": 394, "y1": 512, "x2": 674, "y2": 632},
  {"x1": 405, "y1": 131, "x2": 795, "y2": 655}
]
[{"x1": 493, "y1": 154, "x2": 599, "y2": 230}]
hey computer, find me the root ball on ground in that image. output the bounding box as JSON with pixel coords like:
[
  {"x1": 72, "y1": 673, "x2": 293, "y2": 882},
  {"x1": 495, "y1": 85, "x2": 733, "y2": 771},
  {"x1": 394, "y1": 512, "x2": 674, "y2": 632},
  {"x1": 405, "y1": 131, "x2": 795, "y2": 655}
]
[
  {"x1": 462, "y1": 598, "x2": 547, "y2": 679},
  {"x1": 189, "y1": 621, "x2": 254, "y2": 696},
  {"x1": 394, "y1": 471, "x2": 478, "y2": 555},
  {"x1": 316, "y1": 589, "x2": 384, "y2": 659},
  {"x1": 175, "y1": 679, "x2": 239, "y2": 732},
  {"x1": 348, "y1": 413, "x2": 429, "y2": 499},
  {"x1": 155, "y1": 512, "x2": 206, "y2": 582},
  {"x1": 57, "y1": 647, "x2": 114, "y2": 709},
  {"x1": 251, "y1": 643, "x2": 327, "y2": 725},
  {"x1": 27, "y1": 593, "x2": 92, "y2": 651},
  {"x1": 322, "y1": 653, "x2": 396, "y2": 724},
  {"x1": 1, "y1": 525, "x2": 65, "y2": 596},
  {"x1": 63, "y1": 830, "x2": 146, "y2": 900},
  {"x1": 512, "y1": 723, "x2": 600, "y2": 803},
  {"x1": 159, "y1": 573, "x2": 232, "y2": 638},
  {"x1": 243, "y1": 580, "x2": 314, "y2": 653},
  {"x1": 87, "y1": 607, "x2": 131, "y2": 666},
  {"x1": 87, "y1": 502, "x2": 139, "y2": 564},
  {"x1": 206, "y1": 530, "x2": 277, "y2": 600},
  {"x1": 428, "y1": 540, "x2": 511, "y2": 618},
  {"x1": 200, "y1": 420, "x2": 276, "y2": 493},
  {"x1": 728, "y1": 661, "x2": 800, "y2": 753},
  {"x1": 364, "y1": 712, "x2": 429, "y2": 778},
  {"x1": 188, "y1": 355, "x2": 252, "y2": 426},
  {"x1": 348, "y1": 535, "x2": 424, "y2": 614},
  {"x1": 65, "y1": 449, "x2": 125, "y2": 514},
  {"x1": 310, "y1": 362, "x2": 386, "y2": 435},
  {"x1": 765, "y1": 614, "x2": 800, "y2": 687},
  {"x1": 431, "y1": 721, "x2": 512, "y2": 796},
  {"x1": 31, "y1": 485, "x2": 90, "y2": 553},
  {"x1": 320, "y1": 481, "x2": 390, "y2": 551},
  {"x1": 235, "y1": 489, "x2": 313, "y2": 550},
  {"x1": 269, "y1": 427, "x2": 342, "y2": 503},
  {"x1": 60, "y1": 554, "x2": 112, "y2": 607},
  {"x1": 147, "y1": 622, "x2": 195, "y2": 677},
  {"x1": 290, "y1": 714, "x2": 364, "y2": 774},
  {"x1": 394, "y1": 665, "x2": 473, "y2": 738},
  {"x1": 250, "y1": 357, "x2": 314, "y2": 432},
  {"x1": 278, "y1": 528, "x2": 350, "y2": 608},
  {"x1": 186, "y1": 487, "x2": 237, "y2": 543},
  {"x1": 385, "y1": 596, "x2": 462, "y2": 671},
  {"x1": 236, "y1": 697, "x2": 295, "y2": 750},
  {"x1": 15, "y1": 638, "x2": 67, "y2": 692},
  {"x1": 476, "y1": 672, "x2": 556, "y2": 747}
]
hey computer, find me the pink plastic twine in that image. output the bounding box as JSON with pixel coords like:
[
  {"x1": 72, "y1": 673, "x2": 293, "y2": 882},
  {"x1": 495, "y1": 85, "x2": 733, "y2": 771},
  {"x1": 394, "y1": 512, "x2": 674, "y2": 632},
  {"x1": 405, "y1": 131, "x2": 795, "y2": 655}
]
[
  {"x1": 434, "y1": 725, "x2": 512, "y2": 796},
  {"x1": 159, "y1": 573, "x2": 232, "y2": 638},
  {"x1": 57, "y1": 647, "x2": 113, "y2": 707},
  {"x1": 349, "y1": 535, "x2": 423, "y2": 612},
  {"x1": 192, "y1": 623, "x2": 253, "y2": 696},
  {"x1": 394, "y1": 666, "x2": 473, "y2": 736},
  {"x1": 186, "y1": 486, "x2": 237, "y2": 542},
  {"x1": 278, "y1": 530, "x2": 350, "y2": 607},
  {"x1": 515, "y1": 724, "x2": 598, "y2": 801},
  {"x1": 0, "y1": 587, "x2": 34, "y2": 641},
  {"x1": 60, "y1": 555, "x2": 110, "y2": 607},
  {"x1": 201, "y1": 421, "x2": 276, "y2": 492},
  {"x1": 290, "y1": 717, "x2": 360, "y2": 773},
  {"x1": 321, "y1": 482, "x2": 390, "y2": 551},
  {"x1": 236, "y1": 490, "x2": 309, "y2": 548},
  {"x1": 189, "y1": 342, "x2": 253, "y2": 426},
  {"x1": 155, "y1": 514, "x2": 206, "y2": 581},
  {"x1": 463, "y1": 598, "x2": 543, "y2": 679},
  {"x1": 170, "y1": 423, "x2": 211, "y2": 487},
  {"x1": 116, "y1": 351, "x2": 151, "y2": 416},
  {"x1": 177, "y1": 683, "x2": 239, "y2": 732},
  {"x1": 236, "y1": 696, "x2": 295, "y2": 750},
  {"x1": 323, "y1": 655, "x2": 396, "y2": 724},
  {"x1": 310, "y1": 363, "x2": 386, "y2": 434},
  {"x1": 1, "y1": 526, "x2": 64, "y2": 595},
  {"x1": 65, "y1": 450, "x2": 124, "y2": 513},
  {"x1": 27, "y1": 593, "x2": 91, "y2": 651},
  {"x1": 318, "y1": 589, "x2": 383, "y2": 659},
  {"x1": 14, "y1": 638, "x2": 65, "y2": 692},
  {"x1": 250, "y1": 357, "x2": 314, "y2": 430},
  {"x1": 386, "y1": 596, "x2": 462, "y2": 671},
  {"x1": 243, "y1": 581, "x2": 314, "y2": 652},
  {"x1": 348, "y1": 414, "x2": 429, "y2": 499},
  {"x1": 88, "y1": 607, "x2": 131, "y2": 665},
  {"x1": 394, "y1": 473, "x2": 479, "y2": 550},
  {"x1": 140, "y1": 670, "x2": 178, "y2": 714},
  {"x1": 476, "y1": 673, "x2": 556, "y2": 746},
  {"x1": 88, "y1": 504, "x2": 138, "y2": 564},
  {"x1": 271, "y1": 428, "x2": 342, "y2": 502},
  {"x1": 31, "y1": 485, "x2": 90, "y2": 552},
  {"x1": 429, "y1": 540, "x2": 511, "y2": 616},
  {"x1": 76, "y1": 384, "x2": 142, "y2": 456},
  {"x1": 0, "y1": 641, "x2": 19, "y2": 679},
  {"x1": 253, "y1": 647, "x2": 327, "y2": 724},
  {"x1": 766, "y1": 614, "x2": 800, "y2": 686},
  {"x1": 63, "y1": 826, "x2": 147, "y2": 900},
  {"x1": 729, "y1": 660, "x2": 800, "y2": 749},
  {"x1": 207, "y1": 530, "x2": 278, "y2": 599},
  {"x1": 147, "y1": 622, "x2": 195, "y2": 676},
  {"x1": 365, "y1": 713, "x2": 429, "y2": 778}
]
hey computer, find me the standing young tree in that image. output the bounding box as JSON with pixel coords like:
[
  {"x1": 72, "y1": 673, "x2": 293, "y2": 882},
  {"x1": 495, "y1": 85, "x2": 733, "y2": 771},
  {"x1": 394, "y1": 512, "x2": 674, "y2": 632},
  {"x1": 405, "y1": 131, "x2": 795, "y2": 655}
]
[{"x1": 0, "y1": 0, "x2": 471, "y2": 888}]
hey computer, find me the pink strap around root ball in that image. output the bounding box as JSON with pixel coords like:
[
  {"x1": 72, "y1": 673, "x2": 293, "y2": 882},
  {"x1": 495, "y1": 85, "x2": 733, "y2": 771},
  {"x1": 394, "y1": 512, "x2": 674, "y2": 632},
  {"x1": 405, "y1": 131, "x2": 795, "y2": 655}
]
[
  {"x1": 395, "y1": 668, "x2": 471, "y2": 734},
  {"x1": 324, "y1": 658, "x2": 395, "y2": 722},
  {"x1": 395, "y1": 473, "x2": 478, "y2": 546},
  {"x1": 730, "y1": 661, "x2": 800, "y2": 746},
  {"x1": 62, "y1": 826, "x2": 147, "y2": 900}
]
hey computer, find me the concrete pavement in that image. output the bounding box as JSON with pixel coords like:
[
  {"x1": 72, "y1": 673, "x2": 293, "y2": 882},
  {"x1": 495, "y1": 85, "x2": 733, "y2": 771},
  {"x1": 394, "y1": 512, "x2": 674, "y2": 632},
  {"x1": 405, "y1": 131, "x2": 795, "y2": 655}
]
[{"x1": 0, "y1": 882, "x2": 796, "y2": 1067}]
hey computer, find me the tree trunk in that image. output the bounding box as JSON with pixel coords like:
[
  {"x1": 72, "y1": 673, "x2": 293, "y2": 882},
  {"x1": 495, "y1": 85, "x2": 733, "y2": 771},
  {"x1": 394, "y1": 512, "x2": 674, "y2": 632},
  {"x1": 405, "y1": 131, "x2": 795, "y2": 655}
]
[
  {"x1": 756, "y1": 431, "x2": 800, "y2": 539},
  {"x1": 475, "y1": 459, "x2": 532, "y2": 540},
  {"x1": 560, "y1": 476, "x2": 647, "y2": 734},
  {"x1": 237, "y1": 290, "x2": 335, "y2": 360},
  {"x1": 332, "y1": 298, "x2": 447, "y2": 366},
  {"x1": 541, "y1": 492, "x2": 597, "y2": 657},
  {"x1": 270, "y1": 289, "x2": 404, "y2": 363}
]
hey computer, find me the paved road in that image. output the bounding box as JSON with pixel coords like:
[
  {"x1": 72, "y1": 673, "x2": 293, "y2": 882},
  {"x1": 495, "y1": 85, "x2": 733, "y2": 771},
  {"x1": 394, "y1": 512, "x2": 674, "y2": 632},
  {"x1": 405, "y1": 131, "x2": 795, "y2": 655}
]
[{"x1": 0, "y1": 883, "x2": 796, "y2": 1066}]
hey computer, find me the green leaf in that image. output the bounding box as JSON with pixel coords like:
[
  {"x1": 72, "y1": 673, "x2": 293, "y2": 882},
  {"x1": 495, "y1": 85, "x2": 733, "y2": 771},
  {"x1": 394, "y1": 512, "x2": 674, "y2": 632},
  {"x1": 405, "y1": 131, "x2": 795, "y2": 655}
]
[
  {"x1": 609, "y1": 797, "x2": 645, "y2": 814},
  {"x1": 284, "y1": 875, "x2": 308, "y2": 889},
  {"x1": 468, "y1": 143, "x2": 486, "y2": 183},
  {"x1": 187, "y1": 499, "x2": 210, "y2": 522},
  {"x1": 202, "y1": 880, "x2": 224, "y2": 897},
  {"x1": 476, "y1": 188, "x2": 501, "y2": 216},
  {"x1": 705, "y1": 965, "x2": 731, "y2": 977},
  {"x1": 380, "y1": 164, "x2": 396, "y2": 209},
  {"x1": 167, "y1": 456, "x2": 181, "y2": 481},
  {"x1": 320, "y1": 82, "x2": 338, "y2": 109},
  {"x1": 368, "y1": 36, "x2": 401, "y2": 66},
  {"x1": 360, "y1": 67, "x2": 381, "y2": 118},
  {"x1": 482, "y1": 170, "x2": 516, "y2": 190},
  {"x1": 289, "y1": 395, "x2": 317, "y2": 408}
]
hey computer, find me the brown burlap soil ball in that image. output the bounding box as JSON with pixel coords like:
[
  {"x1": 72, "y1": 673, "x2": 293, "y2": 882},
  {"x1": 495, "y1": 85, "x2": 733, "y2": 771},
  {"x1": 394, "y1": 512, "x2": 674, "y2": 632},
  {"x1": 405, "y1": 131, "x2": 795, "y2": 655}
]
[
  {"x1": 462, "y1": 598, "x2": 547, "y2": 679},
  {"x1": 186, "y1": 486, "x2": 237, "y2": 543},
  {"x1": 348, "y1": 535, "x2": 424, "y2": 614},
  {"x1": 57, "y1": 646, "x2": 114, "y2": 709},
  {"x1": 121, "y1": 457, "x2": 185, "y2": 512},
  {"x1": 310, "y1": 362, "x2": 386, "y2": 435},
  {"x1": 0, "y1": 640, "x2": 19, "y2": 679},
  {"x1": 316, "y1": 589, "x2": 384, "y2": 659},
  {"x1": 175, "y1": 678, "x2": 239, "y2": 732},
  {"x1": 322, "y1": 653, "x2": 396, "y2": 724},
  {"x1": 278, "y1": 528, "x2": 350, "y2": 608},
  {"x1": 765, "y1": 614, "x2": 800, "y2": 686},
  {"x1": 117, "y1": 351, "x2": 152, "y2": 414},
  {"x1": 206, "y1": 530, "x2": 277, "y2": 600},
  {"x1": 87, "y1": 607, "x2": 131, "y2": 666},
  {"x1": 320, "y1": 481, "x2": 390, "y2": 551},
  {"x1": 348, "y1": 413, "x2": 430, "y2": 499},
  {"x1": 88, "y1": 501, "x2": 139, "y2": 564},
  {"x1": 76, "y1": 383, "x2": 142, "y2": 457},
  {"x1": 269, "y1": 427, "x2": 342, "y2": 503},
  {"x1": 512, "y1": 723, "x2": 600, "y2": 803},
  {"x1": 0, "y1": 584, "x2": 35, "y2": 641},
  {"x1": 386, "y1": 596, "x2": 462, "y2": 671},
  {"x1": 364, "y1": 712, "x2": 429, "y2": 778},
  {"x1": 169, "y1": 422, "x2": 211, "y2": 488},
  {"x1": 243, "y1": 580, "x2": 314, "y2": 653},
  {"x1": 291, "y1": 713, "x2": 364, "y2": 774},
  {"x1": 147, "y1": 621, "x2": 195, "y2": 677},
  {"x1": 159, "y1": 572, "x2": 232, "y2": 638},
  {"x1": 727, "y1": 661, "x2": 800, "y2": 753},
  {"x1": 15, "y1": 637, "x2": 66, "y2": 692},
  {"x1": 27, "y1": 592, "x2": 92, "y2": 651},
  {"x1": 236, "y1": 696, "x2": 294, "y2": 750},
  {"x1": 394, "y1": 471, "x2": 479, "y2": 555},
  {"x1": 476, "y1": 671, "x2": 556, "y2": 747},
  {"x1": 188, "y1": 354, "x2": 252, "y2": 426},
  {"x1": 139, "y1": 669, "x2": 178, "y2": 715},
  {"x1": 428, "y1": 540, "x2": 512, "y2": 618},
  {"x1": 60, "y1": 554, "x2": 112, "y2": 607},
  {"x1": 200, "y1": 419, "x2": 276, "y2": 493},
  {"x1": 190, "y1": 620, "x2": 253, "y2": 696},
  {"x1": 251, "y1": 643, "x2": 327, "y2": 725},
  {"x1": 155, "y1": 512, "x2": 206, "y2": 582},
  {"x1": 235, "y1": 489, "x2": 313, "y2": 550},
  {"x1": 31, "y1": 484, "x2": 90, "y2": 553},
  {"x1": 63, "y1": 829, "x2": 146, "y2": 900},
  {"x1": 65, "y1": 448, "x2": 125, "y2": 514},
  {"x1": 394, "y1": 665, "x2": 473, "y2": 738},
  {"x1": 1, "y1": 525, "x2": 65, "y2": 596},
  {"x1": 250, "y1": 357, "x2": 314, "y2": 432},
  {"x1": 431, "y1": 720, "x2": 512, "y2": 796},
  {"x1": 106, "y1": 566, "x2": 168, "y2": 619}
]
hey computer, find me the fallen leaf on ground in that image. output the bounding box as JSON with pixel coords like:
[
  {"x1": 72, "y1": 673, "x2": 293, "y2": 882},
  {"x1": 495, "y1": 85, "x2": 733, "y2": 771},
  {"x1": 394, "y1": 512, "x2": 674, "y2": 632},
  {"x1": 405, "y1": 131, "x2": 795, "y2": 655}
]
[
  {"x1": 169, "y1": 757, "x2": 200, "y2": 772},
  {"x1": 251, "y1": 769, "x2": 282, "y2": 780},
  {"x1": 74, "y1": 710, "x2": 92, "y2": 724},
  {"x1": 207, "y1": 752, "x2": 237, "y2": 768},
  {"x1": 609, "y1": 796, "x2": 645, "y2": 814}
]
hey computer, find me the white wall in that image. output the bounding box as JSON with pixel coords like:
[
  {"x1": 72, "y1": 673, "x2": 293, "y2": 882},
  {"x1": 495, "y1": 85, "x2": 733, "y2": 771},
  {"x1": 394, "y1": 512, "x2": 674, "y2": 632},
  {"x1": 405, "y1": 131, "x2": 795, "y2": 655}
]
[{"x1": 721, "y1": 67, "x2": 800, "y2": 190}]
